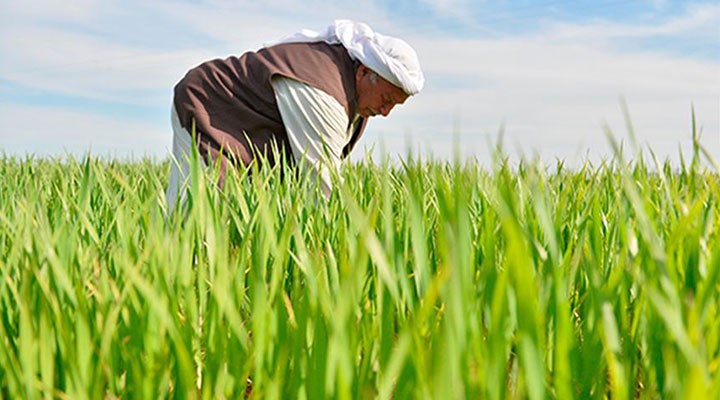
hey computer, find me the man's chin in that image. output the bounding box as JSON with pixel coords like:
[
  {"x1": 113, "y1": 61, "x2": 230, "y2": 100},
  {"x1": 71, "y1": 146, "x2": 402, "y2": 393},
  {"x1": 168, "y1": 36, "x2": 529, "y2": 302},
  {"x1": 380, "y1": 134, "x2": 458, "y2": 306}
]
[{"x1": 364, "y1": 109, "x2": 379, "y2": 118}]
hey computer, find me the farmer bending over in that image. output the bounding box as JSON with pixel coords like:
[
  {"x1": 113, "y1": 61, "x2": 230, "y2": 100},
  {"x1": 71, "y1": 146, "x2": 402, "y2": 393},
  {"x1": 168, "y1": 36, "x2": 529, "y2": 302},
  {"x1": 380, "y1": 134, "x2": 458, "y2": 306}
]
[{"x1": 165, "y1": 20, "x2": 424, "y2": 213}]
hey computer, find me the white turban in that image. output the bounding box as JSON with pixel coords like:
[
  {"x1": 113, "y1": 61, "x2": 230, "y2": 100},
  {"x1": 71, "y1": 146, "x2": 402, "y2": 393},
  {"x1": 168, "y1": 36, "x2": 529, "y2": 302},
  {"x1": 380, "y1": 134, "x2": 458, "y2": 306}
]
[{"x1": 269, "y1": 20, "x2": 424, "y2": 96}]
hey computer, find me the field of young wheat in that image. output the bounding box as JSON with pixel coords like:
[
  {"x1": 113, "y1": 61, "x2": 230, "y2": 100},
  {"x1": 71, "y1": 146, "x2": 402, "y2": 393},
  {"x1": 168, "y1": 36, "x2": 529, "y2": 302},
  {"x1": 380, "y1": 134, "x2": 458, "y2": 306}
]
[{"x1": 1, "y1": 141, "x2": 718, "y2": 398}]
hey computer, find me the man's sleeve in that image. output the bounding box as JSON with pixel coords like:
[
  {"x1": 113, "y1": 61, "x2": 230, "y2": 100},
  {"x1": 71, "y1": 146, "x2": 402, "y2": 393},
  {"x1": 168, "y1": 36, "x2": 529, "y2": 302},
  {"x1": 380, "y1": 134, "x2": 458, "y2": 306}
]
[{"x1": 271, "y1": 76, "x2": 352, "y2": 198}]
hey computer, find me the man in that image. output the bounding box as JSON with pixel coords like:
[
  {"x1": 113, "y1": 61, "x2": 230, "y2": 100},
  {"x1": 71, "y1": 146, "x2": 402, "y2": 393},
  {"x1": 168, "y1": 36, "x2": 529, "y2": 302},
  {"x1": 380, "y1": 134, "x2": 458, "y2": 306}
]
[{"x1": 165, "y1": 20, "x2": 424, "y2": 212}]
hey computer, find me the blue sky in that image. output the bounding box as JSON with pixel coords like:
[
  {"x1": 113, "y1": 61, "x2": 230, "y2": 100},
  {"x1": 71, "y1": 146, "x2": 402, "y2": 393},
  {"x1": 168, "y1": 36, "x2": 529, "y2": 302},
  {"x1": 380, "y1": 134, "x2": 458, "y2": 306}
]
[{"x1": 0, "y1": 0, "x2": 718, "y2": 165}]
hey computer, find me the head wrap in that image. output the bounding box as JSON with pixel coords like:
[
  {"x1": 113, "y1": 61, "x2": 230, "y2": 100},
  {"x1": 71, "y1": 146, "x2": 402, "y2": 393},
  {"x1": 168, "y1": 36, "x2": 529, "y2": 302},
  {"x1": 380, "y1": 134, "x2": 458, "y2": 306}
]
[{"x1": 269, "y1": 20, "x2": 424, "y2": 96}]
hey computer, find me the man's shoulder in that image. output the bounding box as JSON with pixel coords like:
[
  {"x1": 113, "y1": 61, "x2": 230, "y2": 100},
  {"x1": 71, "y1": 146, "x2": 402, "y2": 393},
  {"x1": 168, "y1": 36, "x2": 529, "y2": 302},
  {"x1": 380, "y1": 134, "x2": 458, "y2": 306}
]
[{"x1": 260, "y1": 41, "x2": 349, "y2": 61}]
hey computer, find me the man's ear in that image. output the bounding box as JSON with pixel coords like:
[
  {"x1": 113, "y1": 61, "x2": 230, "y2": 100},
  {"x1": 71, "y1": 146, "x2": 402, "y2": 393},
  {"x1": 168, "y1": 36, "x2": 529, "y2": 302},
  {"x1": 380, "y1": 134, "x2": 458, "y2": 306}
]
[{"x1": 355, "y1": 65, "x2": 367, "y2": 87}]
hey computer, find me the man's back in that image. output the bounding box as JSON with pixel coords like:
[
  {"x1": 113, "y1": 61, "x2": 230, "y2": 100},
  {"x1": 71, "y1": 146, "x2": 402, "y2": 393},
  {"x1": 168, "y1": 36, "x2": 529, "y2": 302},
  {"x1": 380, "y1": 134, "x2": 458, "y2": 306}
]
[{"x1": 173, "y1": 42, "x2": 363, "y2": 169}]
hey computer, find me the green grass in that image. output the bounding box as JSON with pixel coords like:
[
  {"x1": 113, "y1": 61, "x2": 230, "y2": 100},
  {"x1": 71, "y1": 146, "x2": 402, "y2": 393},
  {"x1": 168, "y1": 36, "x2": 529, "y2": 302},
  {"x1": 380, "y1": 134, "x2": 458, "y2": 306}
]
[{"x1": 0, "y1": 142, "x2": 718, "y2": 399}]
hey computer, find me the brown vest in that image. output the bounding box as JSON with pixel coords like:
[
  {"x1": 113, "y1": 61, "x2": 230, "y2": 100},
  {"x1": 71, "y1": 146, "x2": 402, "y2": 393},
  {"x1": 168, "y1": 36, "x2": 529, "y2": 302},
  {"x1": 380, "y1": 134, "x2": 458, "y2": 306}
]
[{"x1": 173, "y1": 42, "x2": 368, "y2": 171}]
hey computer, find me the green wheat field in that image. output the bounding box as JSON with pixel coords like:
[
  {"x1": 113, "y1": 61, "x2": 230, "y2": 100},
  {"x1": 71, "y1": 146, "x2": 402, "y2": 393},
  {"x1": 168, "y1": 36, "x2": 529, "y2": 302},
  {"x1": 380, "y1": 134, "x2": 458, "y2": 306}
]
[{"x1": 1, "y1": 132, "x2": 719, "y2": 399}]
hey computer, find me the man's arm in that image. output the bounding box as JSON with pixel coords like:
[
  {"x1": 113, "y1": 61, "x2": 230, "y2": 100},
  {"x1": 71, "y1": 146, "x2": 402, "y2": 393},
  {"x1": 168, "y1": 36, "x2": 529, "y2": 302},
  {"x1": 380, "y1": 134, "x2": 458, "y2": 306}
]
[{"x1": 272, "y1": 76, "x2": 355, "y2": 198}]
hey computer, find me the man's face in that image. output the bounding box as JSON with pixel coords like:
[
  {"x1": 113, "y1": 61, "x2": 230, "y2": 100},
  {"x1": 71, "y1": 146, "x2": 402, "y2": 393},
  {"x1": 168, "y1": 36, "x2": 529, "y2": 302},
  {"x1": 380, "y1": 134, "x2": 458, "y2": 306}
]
[{"x1": 355, "y1": 65, "x2": 410, "y2": 119}]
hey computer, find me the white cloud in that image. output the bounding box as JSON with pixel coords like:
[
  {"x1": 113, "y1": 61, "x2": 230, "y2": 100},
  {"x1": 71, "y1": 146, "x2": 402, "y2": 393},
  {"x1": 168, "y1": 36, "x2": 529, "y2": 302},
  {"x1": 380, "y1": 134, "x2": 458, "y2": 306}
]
[
  {"x1": 148, "y1": 0, "x2": 395, "y2": 49},
  {"x1": 0, "y1": 23, "x2": 216, "y2": 105},
  {"x1": 418, "y1": 0, "x2": 474, "y2": 19},
  {"x1": 0, "y1": 0, "x2": 105, "y2": 23},
  {"x1": 646, "y1": 0, "x2": 671, "y2": 9},
  {"x1": 0, "y1": 103, "x2": 170, "y2": 158},
  {"x1": 543, "y1": 3, "x2": 720, "y2": 43}
]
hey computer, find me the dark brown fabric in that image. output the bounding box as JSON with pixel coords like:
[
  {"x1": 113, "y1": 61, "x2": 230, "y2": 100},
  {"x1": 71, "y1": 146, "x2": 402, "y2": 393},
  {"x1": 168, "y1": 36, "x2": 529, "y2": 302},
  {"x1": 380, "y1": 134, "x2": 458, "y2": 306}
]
[{"x1": 173, "y1": 42, "x2": 368, "y2": 172}]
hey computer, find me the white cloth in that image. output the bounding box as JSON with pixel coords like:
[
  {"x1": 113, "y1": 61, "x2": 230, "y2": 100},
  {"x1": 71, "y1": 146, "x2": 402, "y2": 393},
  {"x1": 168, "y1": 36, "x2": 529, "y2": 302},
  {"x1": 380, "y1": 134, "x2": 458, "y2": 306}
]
[
  {"x1": 270, "y1": 20, "x2": 424, "y2": 95},
  {"x1": 165, "y1": 105, "x2": 194, "y2": 214},
  {"x1": 272, "y1": 76, "x2": 359, "y2": 198}
]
